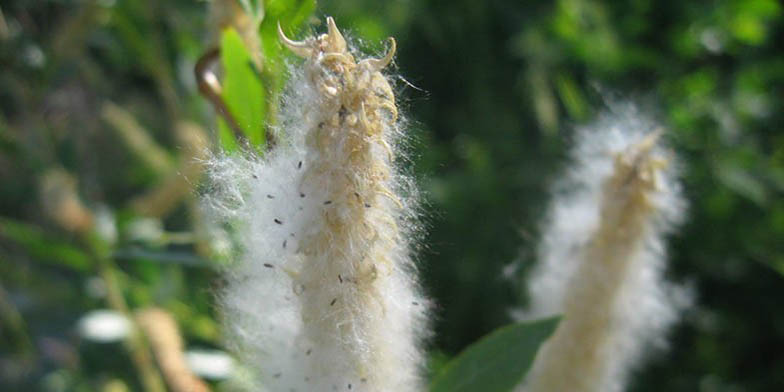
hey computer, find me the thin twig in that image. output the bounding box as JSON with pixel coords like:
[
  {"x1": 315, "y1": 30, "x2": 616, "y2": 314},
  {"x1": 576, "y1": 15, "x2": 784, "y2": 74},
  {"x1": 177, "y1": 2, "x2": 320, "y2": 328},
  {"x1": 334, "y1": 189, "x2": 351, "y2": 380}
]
[
  {"x1": 195, "y1": 47, "x2": 249, "y2": 146},
  {"x1": 136, "y1": 308, "x2": 211, "y2": 392},
  {"x1": 83, "y1": 235, "x2": 167, "y2": 392}
]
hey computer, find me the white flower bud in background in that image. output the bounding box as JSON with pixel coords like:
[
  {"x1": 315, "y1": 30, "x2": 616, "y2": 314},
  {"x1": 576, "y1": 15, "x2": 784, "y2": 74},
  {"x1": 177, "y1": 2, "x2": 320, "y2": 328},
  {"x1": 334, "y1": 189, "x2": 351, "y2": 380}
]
[
  {"x1": 185, "y1": 349, "x2": 236, "y2": 381},
  {"x1": 125, "y1": 217, "x2": 164, "y2": 244},
  {"x1": 78, "y1": 309, "x2": 131, "y2": 343},
  {"x1": 518, "y1": 107, "x2": 691, "y2": 392},
  {"x1": 93, "y1": 205, "x2": 118, "y2": 246},
  {"x1": 204, "y1": 17, "x2": 429, "y2": 392}
]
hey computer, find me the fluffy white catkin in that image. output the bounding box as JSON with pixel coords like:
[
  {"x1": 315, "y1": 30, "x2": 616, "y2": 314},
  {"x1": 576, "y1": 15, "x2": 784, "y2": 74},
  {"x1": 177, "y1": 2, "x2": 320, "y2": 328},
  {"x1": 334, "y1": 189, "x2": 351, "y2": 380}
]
[
  {"x1": 518, "y1": 109, "x2": 689, "y2": 392},
  {"x1": 203, "y1": 17, "x2": 429, "y2": 392}
]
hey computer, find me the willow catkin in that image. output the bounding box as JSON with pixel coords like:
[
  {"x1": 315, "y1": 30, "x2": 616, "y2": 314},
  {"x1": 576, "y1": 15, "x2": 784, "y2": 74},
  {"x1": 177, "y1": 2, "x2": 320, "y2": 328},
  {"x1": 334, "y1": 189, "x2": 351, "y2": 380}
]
[
  {"x1": 205, "y1": 17, "x2": 428, "y2": 392},
  {"x1": 518, "y1": 109, "x2": 689, "y2": 392}
]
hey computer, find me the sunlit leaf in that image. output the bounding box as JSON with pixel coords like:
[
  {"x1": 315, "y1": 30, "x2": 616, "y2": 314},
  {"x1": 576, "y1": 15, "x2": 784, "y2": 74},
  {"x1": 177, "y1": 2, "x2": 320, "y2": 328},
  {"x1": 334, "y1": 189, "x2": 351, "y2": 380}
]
[
  {"x1": 256, "y1": 0, "x2": 316, "y2": 133},
  {"x1": 220, "y1": 28, "x2": 266, "y2": 149},
  {"x1": 217, "y1": 117, "x2": 239, "y2": 152}
]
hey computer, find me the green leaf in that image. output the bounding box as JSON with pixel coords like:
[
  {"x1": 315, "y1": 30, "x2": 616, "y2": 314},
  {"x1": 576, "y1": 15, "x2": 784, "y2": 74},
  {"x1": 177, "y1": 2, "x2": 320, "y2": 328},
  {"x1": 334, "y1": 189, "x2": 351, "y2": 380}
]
[
  {"x1": 259, "y1": 1, "x2": 316, "y2": 74},
  {"x1": 555, "y1": 72, "x2": 589, "y2": 121},
  {"x1": 237, "y1": 0, "x2": 264, "y2": 20},
  {"x1": 715, "y1": 162, "x2": 768, "y2": 206},
  {"x1": 0, "y1": 217, "x2": 91, "y2": 271},
  {"x1": 220, "y1": 28, "x2": 266, "y2": 149},
  {"x1": 255, "y1": 0, "x2": 315, "y2": 133},
  {"x1": 264, "y1": 0, "x2": 316, "y2": 27},
  {"x1": 217, "y1": 117, "x2": 239, "y2": 152},
  {"x1": 429, "y1": 317, "x2": 559, "y2": 392}
]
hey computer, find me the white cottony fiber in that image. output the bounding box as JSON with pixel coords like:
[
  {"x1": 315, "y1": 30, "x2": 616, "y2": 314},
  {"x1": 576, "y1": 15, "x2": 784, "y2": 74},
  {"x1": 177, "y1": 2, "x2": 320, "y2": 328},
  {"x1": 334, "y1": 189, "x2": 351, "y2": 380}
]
[
  {"x1": 518, "y1": 106, "x2": 690, "y2": 392},
  {"x1": 204, "y1": 17, "x2": 429, "y2": 392}
]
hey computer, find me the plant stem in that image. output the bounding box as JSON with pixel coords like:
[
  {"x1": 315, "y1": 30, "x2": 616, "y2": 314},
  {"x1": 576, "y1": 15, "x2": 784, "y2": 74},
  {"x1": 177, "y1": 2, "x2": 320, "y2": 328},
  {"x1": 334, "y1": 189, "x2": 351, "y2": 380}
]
[
  {"x1": 84, "y1": 234, "x2": 167, "y2": 392},
  {"x1": 0, "y1": 282, "x2": 34, "y2": 357}
]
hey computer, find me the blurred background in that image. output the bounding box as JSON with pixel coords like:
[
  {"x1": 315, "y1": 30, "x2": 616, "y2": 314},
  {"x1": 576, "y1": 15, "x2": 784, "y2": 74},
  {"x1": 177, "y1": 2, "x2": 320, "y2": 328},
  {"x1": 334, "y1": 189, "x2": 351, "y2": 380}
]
[{"x1": 1, "y1": 0, "x2": 783, "y2": 390}]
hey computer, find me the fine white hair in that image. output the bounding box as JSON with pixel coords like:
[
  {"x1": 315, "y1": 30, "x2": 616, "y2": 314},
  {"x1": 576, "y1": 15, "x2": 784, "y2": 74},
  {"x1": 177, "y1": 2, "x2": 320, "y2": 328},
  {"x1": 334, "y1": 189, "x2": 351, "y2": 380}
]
[
  {"x1": 518, "y1": 105, "x2": 690, "y2": 392},
  {"x1": 203, "y1": 18, "x2": 429, "y2": 392}
]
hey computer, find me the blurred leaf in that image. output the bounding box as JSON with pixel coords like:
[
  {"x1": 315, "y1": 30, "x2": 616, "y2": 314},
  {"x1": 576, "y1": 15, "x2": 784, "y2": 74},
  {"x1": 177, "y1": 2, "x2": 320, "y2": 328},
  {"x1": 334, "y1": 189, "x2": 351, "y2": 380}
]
[
  {"x1": 554, "y1": 72, "x2": 588, "y2": 120},
  {"x1": 427, "y1": 350, "x2": 452, "y2": 380},
  {"x1": 237, "y1": 0, "x2": 264, "y2": 20},
  {"x1": 727, "y1": 0, "x2": 781, "y2": 45},
  {"x1": 552, "y1": 0, "x2": 620, "y2": 71},
  {"x1": 429, "y1": 317, "x2": 559, "y2": 392},
  {"x1": 715, "y1": 162, "x2": 768, "y2": 206},
  {"x1": 264, "y1": 0, "x2": 316, "y2": 28},
  {"x1": 0, "y1": 217, "x2": 90, "y2": 271},
  {"x1": 220, "y1": 28, "x2": 266, "y2": 149},
  {"x1": 113, "y1": 247, "x2": 212, "y2": 268},
  {"x1": 753, "y1": 251, "x2": 784, "y2": 278}
]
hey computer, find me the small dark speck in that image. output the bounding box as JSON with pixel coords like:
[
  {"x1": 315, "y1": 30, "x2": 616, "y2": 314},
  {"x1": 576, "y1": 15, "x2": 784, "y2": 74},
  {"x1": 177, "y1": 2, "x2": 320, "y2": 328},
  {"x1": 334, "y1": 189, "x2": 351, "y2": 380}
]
[
  {"x1": 300, "y1": 192, "x2": 306, "y2": 198},
  {"x1": 264, "y1": 263, "x2": 274, "y2": 268},
  {"x1": 283, "y1": 240, "x2": 287, "y2": 249},
  {"x1": 298, "y1": 160, "x2": 303, "y2": 169},
  {"x1": 360, "y1": 378, "x2": 367, "y2": 383},
  {"x1": 330, "y1": 298, "x2": 337, "y2": 306},
  {"x1": 252, "y1": 174, "x2": 258, "y2": 179},
  {"x1": 338, "y1": 274, "x2": 343, "y2": 283},
  {"x1": 290, "y1": 232, "x2": 295, "y2": 237},
  {"x1": 306, "y1": 348, "x2": 312, "y2": 355},
  {"x1": 364, "y1": 203, "x2": 371, "y2": 208},
  {"x1": 412, "y1": 301, "x2": 419, "y2": 306},
  {"x1": 267, "y1": 194, "x2": 275, "y2": 199},
  {"x1": 274, "y1": 218, "x2": 283, "y2": 224},
  {"x1": 273, "y1": 373, "x2": 281, "y2": 378},
  {"x1": 348, "y1": 384, "x2": 352, "y2": 390},
  {"x1": 305, "y1": 376, "x2": 310, "y2": 382},
  {"x1": 338, "y1": 106, "x2": 348, "y2": 118},
  {"x1": 324, "y1": 200, "x2": 333, "y2": 205}
]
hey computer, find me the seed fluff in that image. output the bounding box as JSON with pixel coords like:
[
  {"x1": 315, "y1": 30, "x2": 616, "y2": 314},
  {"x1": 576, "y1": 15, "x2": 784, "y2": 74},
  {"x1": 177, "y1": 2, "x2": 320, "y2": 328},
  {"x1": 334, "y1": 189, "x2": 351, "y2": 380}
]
[
  {"x1": 517, "y1": 107, "x2": 691, "y2": 392},
  {"x1": 204, "y1": 17, "x2": 429, "y2": 392}
]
